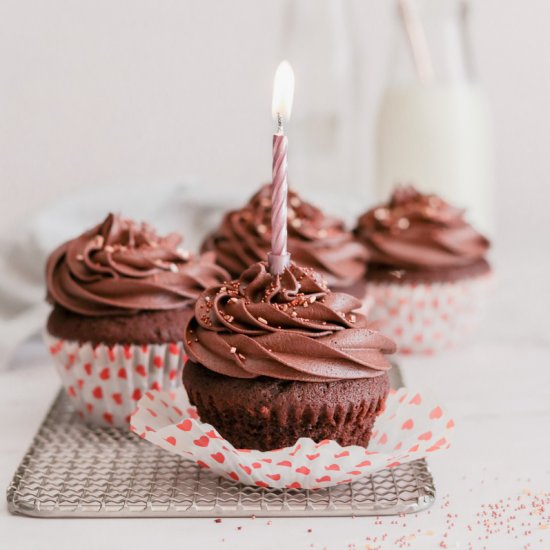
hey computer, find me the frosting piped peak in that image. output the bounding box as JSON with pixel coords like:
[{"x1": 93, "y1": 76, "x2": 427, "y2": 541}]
[
  {"x1": 184, "y1": 262, "x2": 395, "y2": 382},
  {"x1": 355, "y1": 185, "x2": 490, "y2": 271},
  {"x1": 46, "y1": 213, "x2": 229, "y2": 316},
  {"x1": 201, "y1": 184, "x2": 368, "y2": 287}
]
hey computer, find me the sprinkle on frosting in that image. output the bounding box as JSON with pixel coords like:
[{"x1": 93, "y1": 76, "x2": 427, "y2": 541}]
[
  {"x1": 201, "y1": 184, "x2": 369, "y2": 287},
  {"x1": 46, "y1": 213, "x2": 230, "y2": 316},
  {"x1": 355, "y1": 185, "x2": 490, "y2": 270},
  {"x1": 184, "y1": 262, "x2": 396, "y2": 382}
]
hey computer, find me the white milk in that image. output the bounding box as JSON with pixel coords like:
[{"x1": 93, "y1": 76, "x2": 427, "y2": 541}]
[{"x1": 375, "y1": 83, "x2": 494, "y2": 235}]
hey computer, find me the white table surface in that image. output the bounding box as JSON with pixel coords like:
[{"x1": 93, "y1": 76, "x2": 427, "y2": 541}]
[{"x1": 1, "y1": 251, "x2": 549, "y2": 549}]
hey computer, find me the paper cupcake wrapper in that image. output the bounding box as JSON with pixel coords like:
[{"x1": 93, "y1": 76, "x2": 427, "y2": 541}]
[
  {"x1": 364, "y1": 273, "x2": 494, "y2": 355},
  {"x1": 44, "y1": 332, "x2": 185, "y2": 427},
  {"x1": 130, "y1": 385, "x2": 453, "y2": 490}
]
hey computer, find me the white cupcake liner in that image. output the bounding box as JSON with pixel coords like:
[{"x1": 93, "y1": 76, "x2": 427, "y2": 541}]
[
  {"x1": 44, "y1": 331, "x2": 185, "y2": 427},
  {"x1": 363, "y1": 272, "x2": 494, "y2": 354},
  {"x1": 130, "y1": 385, "x2": 454, "y2": 490}
]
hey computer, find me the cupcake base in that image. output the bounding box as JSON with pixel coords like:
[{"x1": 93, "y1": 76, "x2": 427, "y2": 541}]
[
  {"x1": 366, "y1": 258, "x2": 491, "y2": 284},
  {"x1": 47, "y1": 305, "x2": 192, "y2": 346},
  {"x1": 45, "y1": 331, "x2": 185, "y2": 427},
  {"x1": 182, "y1": 361, "x2": 389, "y2": 451},
  {"x1": 364, "y1": 269, "x2": 493, "y2": 354}
]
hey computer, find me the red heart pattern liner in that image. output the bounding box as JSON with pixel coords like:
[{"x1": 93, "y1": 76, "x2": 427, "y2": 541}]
[
  {"x1": 45, "y1": 334, "x2": 185, "y2": 428},
  {"x1": 364, "y1": 273, "x2": 493, "y2": 355},
  {"x1": 132, "y1": 385, "x2": 454, "y2": 490}
]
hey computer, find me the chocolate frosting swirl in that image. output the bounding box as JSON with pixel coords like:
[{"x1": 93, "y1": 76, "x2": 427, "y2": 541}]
[
  {"x1": 184, "y1": 262, "x2": 395, "y2": 382},
  {"x1": 201, "y1": 184, "x2": 368, "y2": 287},
  {"x1": 355, "y1": 186, "x2": 490, "y2": 270},
  {"x1": 46, "y1": 213, "x2": 230, "y2": 316}
]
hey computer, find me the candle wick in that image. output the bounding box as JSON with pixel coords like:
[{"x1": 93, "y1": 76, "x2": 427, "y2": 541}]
[{"x1": 277, "y1": 112, "x2": 284, "y2": 135}]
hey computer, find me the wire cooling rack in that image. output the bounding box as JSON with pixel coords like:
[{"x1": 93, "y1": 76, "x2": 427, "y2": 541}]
[{"x1": 7, "y1": 367, "x2": 435, "y2": 518}]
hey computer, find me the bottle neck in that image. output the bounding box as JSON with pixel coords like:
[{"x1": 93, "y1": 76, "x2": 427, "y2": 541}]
[{"x1": 390, "y1": 0, "x2": 475, "y2": 86}]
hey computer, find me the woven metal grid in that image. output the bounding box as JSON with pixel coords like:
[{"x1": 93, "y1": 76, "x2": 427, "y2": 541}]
[{"x1": 7, "y1": 389, "x2": 435, "y2": 518}]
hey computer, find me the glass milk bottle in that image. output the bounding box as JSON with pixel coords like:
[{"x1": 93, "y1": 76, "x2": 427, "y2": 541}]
[{"x1": 376, "y1": 0, "x2": 494, "y2": 235}]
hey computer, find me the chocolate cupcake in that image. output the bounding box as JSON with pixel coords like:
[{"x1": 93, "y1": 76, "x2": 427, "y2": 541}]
[
  {"x1": 182, "y1": 261, "x2": 395, "y2": 451},
  {"x1": 355, "y1": 186, "x2": 493, "y2": 354},
  {"x1": 201, "y1": 184, "x2": 368, "y2": 296},
  {"x1": 45, "y1": 213, "x2": 229, "y2": 426}
]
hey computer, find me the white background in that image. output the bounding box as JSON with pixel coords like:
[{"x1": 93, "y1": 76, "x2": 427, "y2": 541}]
[
  {"x1": 1, "y1": 3, "x2": 550, "y2": 548},
  {"x1": 1, "y1": 0, "x2": 549, "y2": 258}
]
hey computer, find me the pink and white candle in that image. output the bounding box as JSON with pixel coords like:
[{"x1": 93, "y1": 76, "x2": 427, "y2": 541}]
[{"x1": 268, "y1": 60, "x2": 295, "y2": 275}]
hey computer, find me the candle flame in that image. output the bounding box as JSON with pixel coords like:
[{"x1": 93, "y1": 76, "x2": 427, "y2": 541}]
[{"x1": 272, "y1": 60, "x2": 295, "y2": 123}]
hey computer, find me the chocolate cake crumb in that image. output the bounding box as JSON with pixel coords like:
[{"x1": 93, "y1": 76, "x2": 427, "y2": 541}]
[{"x1": 183, "y1": 361, "x2": 389, "y2": 451}]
